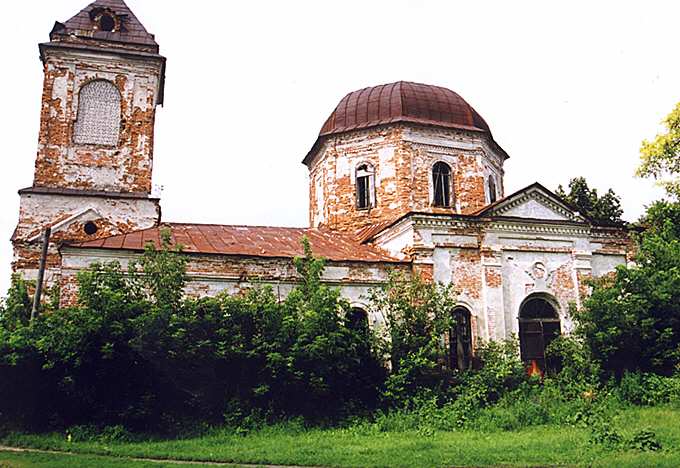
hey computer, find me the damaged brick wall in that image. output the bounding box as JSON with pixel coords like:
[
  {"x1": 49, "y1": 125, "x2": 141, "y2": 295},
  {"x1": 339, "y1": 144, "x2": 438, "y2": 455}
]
[
  {"x1": 12, "y1": 39, "x2": 163, "y2": 294},
  {"x1": 60, "y1": 248, "x2": 410, "y2": 310},
  {"x1": 33, "y1": 49, "x2": 162, "y2": 193},
  {"x1": 12, "y1": 192, "x2": 160, "y2": 290},
  {"x1": 307, "y1": 124, "x2": 505, "y2": 233}
]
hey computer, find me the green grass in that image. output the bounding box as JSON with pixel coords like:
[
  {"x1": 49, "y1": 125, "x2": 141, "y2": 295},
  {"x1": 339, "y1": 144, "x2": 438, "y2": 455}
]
[
  {"x1": 0, "y1": 450, "x2": 226, "y2": 467},
  {"x1": 3, "y1": 406, "x2": 680, "y2": 467}
]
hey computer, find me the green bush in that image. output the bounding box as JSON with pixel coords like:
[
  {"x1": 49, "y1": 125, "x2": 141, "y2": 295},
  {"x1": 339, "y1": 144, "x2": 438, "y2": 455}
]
[
  {"x1": 575, "y1": 202, "x2": 680, "y2": 377},
  {"x1": 0, "y1": 235, "x2": 385, "y2": 430},
  {"x1": 368, "y1": 272, "x2": 458, "y2": 406},
  {"x1": 617, "y1": 371, "x2": 680, "y2": 405},
  {"x1": 628, "y1": 428, "x2": 662, "y2": 451}
]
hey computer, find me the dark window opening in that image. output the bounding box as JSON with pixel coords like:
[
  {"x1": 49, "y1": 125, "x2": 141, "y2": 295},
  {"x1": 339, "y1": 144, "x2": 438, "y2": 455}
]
[
  {"x1": 519, "y1": 297, "x2": 561, "y2": 375},
  {"x1": 348, "y1": 307, "x2": 369, "y2": 334},
  {"x1": 83, "y1": 221, "x2": 98, "y2": 235},
  {"x1": 450, "y1": 307, "x2": 472, "y2": 371},
  {"x1": 356, "y1": 164, "x2": 374, "y2": 209},
  {"x1": 432, "y1": 162, "x2": 451, "y2": 207},
  {"x1": 99, "y1": 14, "x2": 116, "y2": 32},
  {"x1": 488, "y1": 177, "x2": 497, "y2": 204}
]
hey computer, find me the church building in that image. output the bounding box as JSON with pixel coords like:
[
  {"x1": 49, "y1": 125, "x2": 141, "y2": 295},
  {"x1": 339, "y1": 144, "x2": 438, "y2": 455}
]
[{"x1": 11, "y1": 0, "x2": 630, "y2": 371}]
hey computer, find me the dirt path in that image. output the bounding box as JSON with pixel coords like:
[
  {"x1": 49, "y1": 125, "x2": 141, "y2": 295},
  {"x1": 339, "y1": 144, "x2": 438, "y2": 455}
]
[{"x1": 0, "y1": 445, "x2": 329, "y2": 468}]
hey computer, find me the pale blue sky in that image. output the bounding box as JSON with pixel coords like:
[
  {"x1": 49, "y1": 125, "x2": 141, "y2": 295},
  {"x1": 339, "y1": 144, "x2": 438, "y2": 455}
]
[{"x1": 1, "y1": 0, "x2": 678, "y2": 294}]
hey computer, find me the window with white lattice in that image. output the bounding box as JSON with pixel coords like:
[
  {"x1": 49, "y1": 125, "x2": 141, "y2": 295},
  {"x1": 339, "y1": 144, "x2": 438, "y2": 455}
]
[{"x1": 73, "y1": 80, "x2": 121, "y2": 146}]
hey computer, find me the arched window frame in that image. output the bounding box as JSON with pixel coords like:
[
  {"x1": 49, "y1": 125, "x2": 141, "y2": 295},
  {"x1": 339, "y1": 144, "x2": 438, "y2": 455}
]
[
  {"x1": 518, "y1": 293, "x2": 561, "y2": 375},
  {"x1": 449, "y1": 306, "x2": 473, "y2": 371},
  {"x1": 355, "y1": 162, "x2": 375, "y2": 210},
  {"x1": 432, "y1": 161, "x2": 452, "y2": 207},
  {"x1": 488, "y1": 176, "x2": 497, "y2": 204},
  {"x1": 73, "y1": 79, "x2": 122, "y2": 147}
]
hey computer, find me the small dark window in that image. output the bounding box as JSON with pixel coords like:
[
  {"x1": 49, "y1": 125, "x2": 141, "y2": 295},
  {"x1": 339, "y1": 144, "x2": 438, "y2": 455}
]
[
  {"x1": 356, "y1": 164, "x2": 374, "y2": 210},
  {"x1": 519, "y1": 296, "x2": 561, "y2": 375},
  {"x1": 450, "y1": 308, "x2": 472, "y2": 371},
  {"x1": 348, "y1": 307, "x2": 369, "y2": 334},
  {"x1": 83, "y1": 221, "x2": 98, "y2": 235},
  {"x1": 99, "y1": 14, "x2": 116, "y2": 32},
  {"x1": 488, "y1": 177, "x2": 497, "y2": 204},
  {"x1": 432, "y1": 162, "x2": 451, "y2": 207}
]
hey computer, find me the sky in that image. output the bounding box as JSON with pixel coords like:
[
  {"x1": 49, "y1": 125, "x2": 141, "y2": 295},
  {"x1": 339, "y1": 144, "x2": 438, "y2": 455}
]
[{"x1": 0, "y1": 0, "x2": 678, "y2": 295}]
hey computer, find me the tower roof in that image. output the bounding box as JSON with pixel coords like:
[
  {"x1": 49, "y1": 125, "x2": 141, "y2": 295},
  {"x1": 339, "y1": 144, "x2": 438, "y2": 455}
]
[
  {"x1": 49, "y1": 0, "x2": 158, "y2": 53},
  {"x1": 304, "y1": 81, "x2": 508, "y2": 164}
]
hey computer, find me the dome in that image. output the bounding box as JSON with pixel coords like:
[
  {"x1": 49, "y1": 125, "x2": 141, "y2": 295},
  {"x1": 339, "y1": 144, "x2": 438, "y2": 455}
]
[
  {"x1": 319, "y1": 81, "x2": 491, "y2": 136},
  {"x1": 304, "y1": 81, "x2": 508, "y2": 164}
]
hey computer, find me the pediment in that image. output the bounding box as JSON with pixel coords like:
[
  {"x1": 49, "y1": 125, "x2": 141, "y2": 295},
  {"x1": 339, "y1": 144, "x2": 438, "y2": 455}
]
[
  {"x1": 27, "y1": 207, "x2": 104, "y2": 242},
  {"x1": 480, "y1": 183, "x2": 588, "y2": 223}
]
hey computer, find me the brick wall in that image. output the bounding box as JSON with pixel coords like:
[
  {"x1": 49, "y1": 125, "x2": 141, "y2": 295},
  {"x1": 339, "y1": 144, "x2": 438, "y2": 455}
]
[
  {"x1": 307, "y1": 124, "x2": 505, "y2": 233},
  {"x1": 34, "y1": 49, "x2": 162, "y2": 193}
]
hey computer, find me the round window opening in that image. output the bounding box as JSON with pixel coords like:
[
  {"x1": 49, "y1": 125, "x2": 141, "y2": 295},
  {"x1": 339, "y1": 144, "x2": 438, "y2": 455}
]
[
  {"x1": 83, "y1": 221, "x2": 98, "y2": 236},
  {"x1": 99, "y1": 14, "x2": 116, "y2": 32}
]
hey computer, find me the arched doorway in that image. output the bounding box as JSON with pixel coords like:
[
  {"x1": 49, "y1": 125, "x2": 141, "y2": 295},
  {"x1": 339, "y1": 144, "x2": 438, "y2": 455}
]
[
  {"x1": 348, "y1": 307, "x2": 370, "y2": 335},
  {"x1": 518, "y1": 295, "x2": 561, "y2": 374},
  {"x1": 449, "y1": 307, "x2": 472, "y2": 371}
]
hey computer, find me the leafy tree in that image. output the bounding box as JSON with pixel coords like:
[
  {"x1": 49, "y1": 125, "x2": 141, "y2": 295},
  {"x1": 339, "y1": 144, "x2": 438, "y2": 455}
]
[
  {"x1": 576, "y1": 214, "x2": 680, "y2": 377},
  {"x1": 0, "y1": 235, "x2": 386, "y2": 430},
  {"x1": 0, "y1": 274, "x2": 32, "y2": 330},
  {"x1": 369, "y1": 272, "x2": 458, "y2": 405},
  {"x1": 128, "y1": 228, "x2": 187, "y2": 310},
  {"x1": 639, "y1": 199, "x2": 680, "y2": 239},
  {"x1": 638, "y1": 102, "x2": 680, "y2": 198},
  {"x1": 556, "y1": 177, "x2": 624, "y2": 225}
]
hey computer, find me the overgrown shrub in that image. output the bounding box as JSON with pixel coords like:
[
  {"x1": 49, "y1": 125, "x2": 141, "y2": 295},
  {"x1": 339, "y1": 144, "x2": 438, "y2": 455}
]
[
  {"x1": 575, "y1": 203, "x2": 680, "y2": 377},
  {"x1": 369, "y1": 272, "x2": 458, "y2": 406},
  {"x1": 0, "y1": 235, "x2": 385, "y2": 430},
  {"x1": 616, "y1": 371, "x2": 680, "y2": 406}
]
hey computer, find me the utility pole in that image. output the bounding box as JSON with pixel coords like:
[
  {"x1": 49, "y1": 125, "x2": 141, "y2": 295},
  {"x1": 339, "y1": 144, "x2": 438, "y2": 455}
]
[{"x1": 31, "y1": 226, "x2": 51, "y2": 321}]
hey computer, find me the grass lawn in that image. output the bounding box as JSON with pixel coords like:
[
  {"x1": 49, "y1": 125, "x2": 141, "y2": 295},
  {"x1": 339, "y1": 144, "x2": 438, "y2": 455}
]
[
  {"x1": 0, "y1": 449, "x2": 231, "y2": 467},
  {"x1": 3, "y1": 406, "x2": 680, "y2": 467}
]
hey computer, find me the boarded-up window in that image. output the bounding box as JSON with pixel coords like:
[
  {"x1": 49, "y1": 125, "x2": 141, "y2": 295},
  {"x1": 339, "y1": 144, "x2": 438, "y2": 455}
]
[
  {"x1": 73, "y1": 80, "x2": 121, "y2": 146},
  {"x1": 432, "y1": 162, "x2": 452, "y2": 207},
  {"x1": 356, "y1": 163, "x2": 375, "y2": 209}
]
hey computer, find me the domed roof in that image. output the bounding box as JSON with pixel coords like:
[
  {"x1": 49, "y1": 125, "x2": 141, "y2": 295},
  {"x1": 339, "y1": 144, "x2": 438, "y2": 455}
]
[
  {"x1": 320, "y1": 81, "x2": 491, "y2": 136},
  {"x1": 304, "y1": 81, "x2": 508, "y2": 164}
]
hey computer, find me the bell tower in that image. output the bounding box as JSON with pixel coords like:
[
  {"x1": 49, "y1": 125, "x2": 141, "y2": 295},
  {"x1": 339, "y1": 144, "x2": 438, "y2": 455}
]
[{"x1": 12, "y1": 0, "x2": 165, "y2": 287}]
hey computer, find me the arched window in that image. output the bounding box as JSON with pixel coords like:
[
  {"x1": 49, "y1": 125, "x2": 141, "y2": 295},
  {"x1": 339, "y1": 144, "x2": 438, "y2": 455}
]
[
  {"x1": 488, "y1": 177, "x2": 497, "y2": 204},
  {"x1": 348, "y1": 307, "x2": 370, "y2": 334},
  {"x1": 432, "y1": 162, "x2": 452, "y2": 207},
  {"x1": 356, "y1": 163, "x2": 375, "y2": 209},
  {"x1": 450, "y1": 307, "x2": 472, "y2": 371},
  {"x1": 518, "y1": 295, "x2": 561, "y2": 375},
  {"x1": 73, "y1": 80, "x2": 121, "y2": 146}
]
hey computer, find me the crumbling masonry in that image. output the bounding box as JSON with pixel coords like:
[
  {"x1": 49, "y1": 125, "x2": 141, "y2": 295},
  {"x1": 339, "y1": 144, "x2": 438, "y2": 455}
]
[{"x1": 12, "y1": 0, "x2": 631, "y2": 371}]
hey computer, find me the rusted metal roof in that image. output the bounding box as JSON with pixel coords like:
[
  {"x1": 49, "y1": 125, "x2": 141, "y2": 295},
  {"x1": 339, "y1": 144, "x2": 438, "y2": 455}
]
[
  {"x1": 69, "y1": 223, "x2": 404, "y2": 263},
  {"x1": 320, "y1": 81, "x2": 491, "y2": 137},
  {"x1": 303, "y1": 81, "x2": 509, "y2": 165},
  {"x1": 50, "y1": 0, "x2": 158, "y2": 51}
]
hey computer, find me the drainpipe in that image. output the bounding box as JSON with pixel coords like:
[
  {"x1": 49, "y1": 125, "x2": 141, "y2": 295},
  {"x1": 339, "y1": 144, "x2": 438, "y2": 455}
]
[{"x1": 31, "y1": 226, "x2": 51, "y2": 321}]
